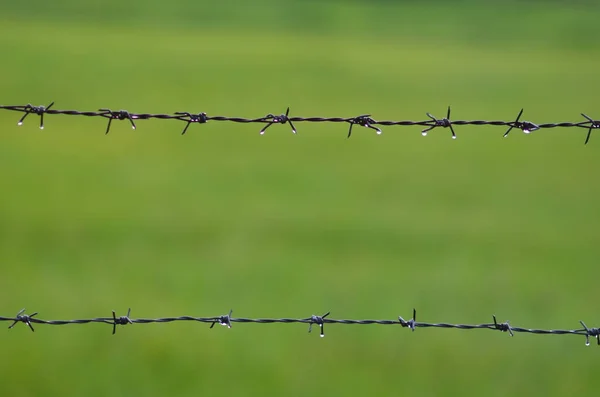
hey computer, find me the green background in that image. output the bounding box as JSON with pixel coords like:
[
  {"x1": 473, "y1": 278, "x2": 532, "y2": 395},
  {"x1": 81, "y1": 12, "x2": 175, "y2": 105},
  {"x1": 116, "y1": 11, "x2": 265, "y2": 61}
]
[{"x1": 1, "y1": 1, "x2": 599, "y2": 396}]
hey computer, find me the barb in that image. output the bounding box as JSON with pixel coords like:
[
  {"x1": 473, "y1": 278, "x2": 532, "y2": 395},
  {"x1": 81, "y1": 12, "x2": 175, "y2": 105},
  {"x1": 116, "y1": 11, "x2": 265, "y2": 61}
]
[
  {"x1": 503, "y1": 108, "x2": 540, "y2": 137},
  {"x1": 112, "y1": 308, "x2": 133, "y2": 335},
  {"x1": 99, "y1": 109, "x2": 136, "y2": 134},
  {"x1": 174, "y1": 111, "x2": 208, "y2": 135},
  {"x1": 308, "y1": 311, "x2": 330, "y2": 337},
  {"x1": 8, "y1": 308, "x2": 38, "y2": 332},
  {"x1": 260, "y1": 107, "x2": 296, "y2": 135},
  {"x1": 1, "y1": 308, "x2": 597, "y2": 346},
  {"x1": 422, "y1": 106, "x2": 456, "y2": 139},
  {"x1": 0, "y1": 102, "x2": 597, "y2": 144},
  {"x1": 581, "y1": 113, "x2": 599, "y2": 145},
  {"x1": 347, "y1": 115, "x2": 381, "y2": 138},
  {"x1": 210, "y1": 309, "x2": 233, "y2": 329},
  {"x1": 12, "y1": 102, "x2": 54, "y2": 130}
]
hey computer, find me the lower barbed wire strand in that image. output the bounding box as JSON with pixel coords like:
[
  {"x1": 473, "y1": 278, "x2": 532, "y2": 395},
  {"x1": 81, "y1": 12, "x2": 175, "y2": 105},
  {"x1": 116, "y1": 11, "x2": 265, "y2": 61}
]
[{"x1": 1, "y1": 314, "x2": 593, "y2": 339}]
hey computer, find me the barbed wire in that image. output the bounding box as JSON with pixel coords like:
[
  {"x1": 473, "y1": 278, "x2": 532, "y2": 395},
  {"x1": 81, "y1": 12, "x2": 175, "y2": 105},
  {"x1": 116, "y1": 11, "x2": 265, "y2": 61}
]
[
  {"x1": 1, "y1": 103, "x2": 598, "y2": 144},
  {"x1": 2, "y1": 308, "x2": 599, "y2": 346}
]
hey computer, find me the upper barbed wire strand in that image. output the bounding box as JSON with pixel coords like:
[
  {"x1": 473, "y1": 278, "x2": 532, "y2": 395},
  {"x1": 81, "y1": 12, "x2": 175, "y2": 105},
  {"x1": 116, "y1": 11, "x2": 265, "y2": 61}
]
[{"x1": 0, "y1": 104, "x2": 597, "y2": 144}]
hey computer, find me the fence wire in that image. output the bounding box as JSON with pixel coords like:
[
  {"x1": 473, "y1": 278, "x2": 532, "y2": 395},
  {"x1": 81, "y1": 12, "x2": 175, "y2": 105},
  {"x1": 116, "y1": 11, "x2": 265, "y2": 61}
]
[
  {"x1": 2, "y1": 103, "x2": 598, "y2": 346},
  {"x1": 1, "y1": 103, "x2": 599, "y2": 144},
  {"x1": 2, "y1": 308, "x2": 599, "y2": 346}
]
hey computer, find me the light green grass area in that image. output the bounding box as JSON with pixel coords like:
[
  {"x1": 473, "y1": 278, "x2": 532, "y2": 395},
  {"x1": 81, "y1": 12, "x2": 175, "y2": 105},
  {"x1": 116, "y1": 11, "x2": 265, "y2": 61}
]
[{"x1": 1, "y1": 1, "x2": 599, "y2": 396}]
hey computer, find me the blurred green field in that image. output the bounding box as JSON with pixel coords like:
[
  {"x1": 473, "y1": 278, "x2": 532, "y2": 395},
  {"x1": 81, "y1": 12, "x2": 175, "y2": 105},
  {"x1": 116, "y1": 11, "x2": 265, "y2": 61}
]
[{"x1": 1, "y1": 1, "x2": 599, "y2": 396}]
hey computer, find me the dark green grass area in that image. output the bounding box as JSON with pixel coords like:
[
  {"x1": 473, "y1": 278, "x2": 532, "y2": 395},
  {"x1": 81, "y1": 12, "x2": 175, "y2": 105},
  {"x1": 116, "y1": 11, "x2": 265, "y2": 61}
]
[{"x1": 1, "y1": 1, "x2": 599, "y2": 396}]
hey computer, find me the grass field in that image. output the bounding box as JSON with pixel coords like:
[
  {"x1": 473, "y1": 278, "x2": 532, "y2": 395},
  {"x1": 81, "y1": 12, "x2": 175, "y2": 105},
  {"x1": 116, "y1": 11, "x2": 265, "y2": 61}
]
[{"x1": 1, "y1": 1, "x2": 599, "y2": 396}]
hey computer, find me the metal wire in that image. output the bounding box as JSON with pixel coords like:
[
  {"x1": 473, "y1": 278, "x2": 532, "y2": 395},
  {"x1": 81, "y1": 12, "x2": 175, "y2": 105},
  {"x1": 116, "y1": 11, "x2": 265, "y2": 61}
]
[
  {"x1": 1, "y1": 104, "x2": 598, "y2": 345},
  {"x1": 2, "y1": 308, "x2": 599, "y2": 346},
  {"x1": 1, "y1": 103, "x2": 598, "y2": 144}
]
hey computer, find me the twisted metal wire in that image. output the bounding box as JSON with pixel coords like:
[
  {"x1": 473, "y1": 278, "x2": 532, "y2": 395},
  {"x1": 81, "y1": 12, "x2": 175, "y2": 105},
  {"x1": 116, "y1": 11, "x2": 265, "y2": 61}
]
[
  {"x1": 2, "y1": 308, "x2": 599, "y2": 346},
  {"x1": 1, "y1": 103, "x2": 598, "y2": 144}
]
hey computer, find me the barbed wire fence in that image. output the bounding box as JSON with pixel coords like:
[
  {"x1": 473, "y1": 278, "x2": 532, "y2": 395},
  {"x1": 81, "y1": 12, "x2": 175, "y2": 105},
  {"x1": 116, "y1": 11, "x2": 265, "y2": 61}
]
[
  {"x1": 2, "y1": 104, "x2": 598, "y2": 346},
  {"x1": 1, "y1": 103, "x2": 599, "y2": 143},
  {"x1": 2, "y1": 308, "x2": 599, "y2": 346}
]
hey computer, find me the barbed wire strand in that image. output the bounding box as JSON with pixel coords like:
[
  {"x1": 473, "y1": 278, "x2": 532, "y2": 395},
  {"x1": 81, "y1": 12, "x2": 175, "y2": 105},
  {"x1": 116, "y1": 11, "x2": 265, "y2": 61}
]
[
  {"x1": 2, "y1": 308, "x2": 599, "y2": 346},
  {"x1": 1, "y1": 103, "x2": 598, "y2": 144}
]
